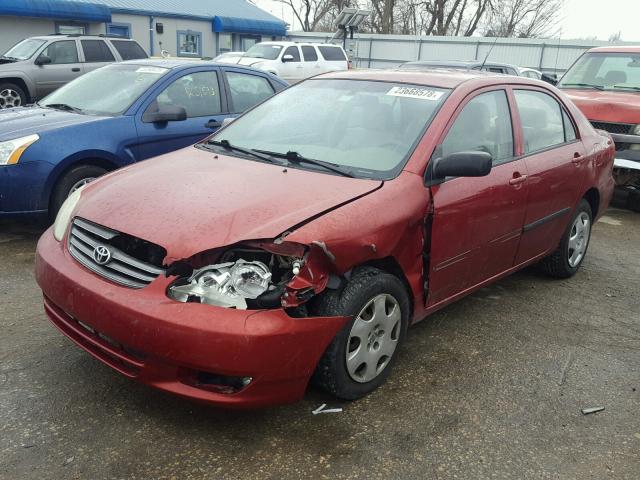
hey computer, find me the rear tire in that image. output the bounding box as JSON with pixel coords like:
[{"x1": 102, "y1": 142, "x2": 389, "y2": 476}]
[
  {"x1": 311, "y1": 267, "x2": 410, "y2": 400},
  {"x1": 539, "y1": 199, "x2": 592, "y2": 278},
  {"x1": 0, "y1": 82, "x2": 27, "y2": 109},
  {"x1": 50, "y1": 165, "x2": 107, "y2": 220}
]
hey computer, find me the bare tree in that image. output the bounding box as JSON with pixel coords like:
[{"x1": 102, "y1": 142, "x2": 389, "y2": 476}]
[
  {"x1": 483, "y1": 0, "x2": 564, "y2": 38},
  {"x1": 274, "y1": 0, "x2": 357, "y2": 31}
]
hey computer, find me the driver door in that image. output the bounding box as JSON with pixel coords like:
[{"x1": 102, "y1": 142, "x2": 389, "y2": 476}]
[
  {"x1": 279, "y1": 46, "x2": 304, "y2": 83},
  {"x1": 34, "y1": 40, "x2": 83, "y2": 97},
  {"x1": 133, "y1": 68, "x2": 231, "y2": 161},
  {"x1": 427, "y1": 88, "x2": 529, "y2": 307}
]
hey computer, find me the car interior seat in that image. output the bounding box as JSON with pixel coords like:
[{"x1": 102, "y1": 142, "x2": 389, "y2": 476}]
[{"x1": 603, "y1": 70, "x2": 627, "y2": 86}]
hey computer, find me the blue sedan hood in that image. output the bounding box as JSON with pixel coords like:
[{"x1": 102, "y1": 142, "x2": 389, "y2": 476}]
[{"x1": 0, "y1": 106, "x2": 107, "y2": 141}]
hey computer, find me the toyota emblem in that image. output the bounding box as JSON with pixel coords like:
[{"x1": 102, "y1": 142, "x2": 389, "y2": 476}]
[{"x1": 93, "y1": 245, "x2": 111, "y2": 265}]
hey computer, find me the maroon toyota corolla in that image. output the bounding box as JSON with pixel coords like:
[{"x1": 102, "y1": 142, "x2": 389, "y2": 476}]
[{"x1": 35, "y1": 70, "x2": 614, "y2": 408}]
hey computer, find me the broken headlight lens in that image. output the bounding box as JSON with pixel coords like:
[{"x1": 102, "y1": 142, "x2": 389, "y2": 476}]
[{"x1": 168, "y1": 260, "x2": 272, "y2": 309}]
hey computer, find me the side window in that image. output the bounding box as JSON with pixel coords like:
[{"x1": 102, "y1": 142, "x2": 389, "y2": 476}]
[
  {"x1": 226, "y1": 72, "x2": 275, "y2": 112},
  {"x1": 441, "y1": 90, "x2": 514, "y2": 166},
  {"x1": 146, "y1": 71, "x2": 221, "y2": 120},
  {"x1": 283, "y1": 46, "x2": 300, "y2": 62},
  {"x1": 81, "y1": 40, "x2": 115, "y2": 63},
  {"x1": 318, "y1": 46, "x2": 347, "y2": 61},
  {"x1": 38, "y1": 41, "x2": 78, "y2": 64},
  {"x1": 110, "y1": 40, "x2": 147, "y2": 60},
  {"x1": 563, "y1": 109, "x2": 577, "y2": 142},
  {"x1": 514, "y1": 90, "x2": 566, "y2": 154},
  {"x1": 301, "y1": 46, "x2": 318, "y2": 62}
]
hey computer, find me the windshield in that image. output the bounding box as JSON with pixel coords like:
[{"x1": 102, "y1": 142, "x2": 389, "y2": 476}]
[
  {"x1": 244, "y1": 44, "x2": 283, "y2": 60},
  {"x1": 559, "y1": 52, "x2": 640, "y2": 91},
  {"x1": 3, "y1": 38, "x2": 46, "y2": 60},
  {"x1": 40, "y1": 64, "x2": 169, "y2": 116},
  {"x1": 208, "y1": 79, "x2": 449, "y2": 179}
]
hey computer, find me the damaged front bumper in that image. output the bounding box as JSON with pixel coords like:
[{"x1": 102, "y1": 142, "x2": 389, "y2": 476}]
[
  {"x1": 611, "y1": 133, "x2": 640, "y2": 171},
  {"x1": 35, "y1": 229, "x2": 349, "y2": 408}
]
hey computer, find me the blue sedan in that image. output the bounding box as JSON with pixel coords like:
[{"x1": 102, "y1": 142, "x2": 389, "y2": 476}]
[{"x1": 0, "y1": 59, "x2": 287, "y2": 219}]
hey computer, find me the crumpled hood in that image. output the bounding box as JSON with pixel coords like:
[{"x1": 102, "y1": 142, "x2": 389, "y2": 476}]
[
  {"x1": 0, "y1": 106, "x2": 105, "y2": 141},
  {"x1": 562, "y1": 89, "x2": 640, "y2": 124},
  {"x1": 76, "y1": 146, "x2": 382, "y2": 261}
]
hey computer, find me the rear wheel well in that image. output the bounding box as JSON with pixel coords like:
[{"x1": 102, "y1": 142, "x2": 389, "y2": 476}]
[{"x1": 583, "y1": 188, "x2": 600, "y2": 217}]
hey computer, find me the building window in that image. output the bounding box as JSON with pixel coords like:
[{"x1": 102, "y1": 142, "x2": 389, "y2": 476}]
[
  {"x1": 55, "y1": 22, "x2": 87, "y2": 35},
  {"x1": 219, "y1": 33, "x2": 232, "y2": 53},
  {"x1": 240, "y1": 35, "x2": 261, "y2": 52},
  {"x1": 177, "y1": 31, "x2": 201, "y2": 57},
  {"x1": 107, "y1": 23, "x2": 131, "y2": 38}
]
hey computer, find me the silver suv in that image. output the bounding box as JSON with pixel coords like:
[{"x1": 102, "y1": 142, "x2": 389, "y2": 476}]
[{"x1": 0, "y1": 34, "x2": 148, "y2": 108}]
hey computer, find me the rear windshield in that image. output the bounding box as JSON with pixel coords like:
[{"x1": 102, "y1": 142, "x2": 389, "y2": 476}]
[
  {"x1": 208, "y1": 79, "x2": 449, "y2": 179},
  {"x1": 111, "y1": 40, "x2": 148, "y2": 60},
  {"x1": 559, "y1": 52, "x2": 640, "y2": 92},
  {"x1": 318, "y1": 46, "x2": 347, "y2": 62}
]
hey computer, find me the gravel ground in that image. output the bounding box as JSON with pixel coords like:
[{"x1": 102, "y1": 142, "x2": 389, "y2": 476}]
[{"x1": 1, "y1": 208, "x2": 639, "y2": 480}]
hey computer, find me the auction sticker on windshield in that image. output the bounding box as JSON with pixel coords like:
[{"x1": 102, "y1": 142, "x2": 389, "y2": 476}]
[
  {"x1": 387, "y1": 86, "x2": 443, "y2": 100},
  {"x1": 136, "y1": 67, "x2": 168, "y2": 75}
]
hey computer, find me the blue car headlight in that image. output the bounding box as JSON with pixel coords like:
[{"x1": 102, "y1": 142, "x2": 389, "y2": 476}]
[{"x1": 0, "y1": 134, "x2": 39, "y2": 165}]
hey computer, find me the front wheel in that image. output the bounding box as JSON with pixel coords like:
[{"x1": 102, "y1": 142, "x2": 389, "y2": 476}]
[
  {"x1": 0, "y1": 82, "x2": 27, "y2": 109},
  {"x1": 311, "y1": 267, "x2": 410, "y2": 400},
  {"x1": 539, "y1": 199, "x2": 592, "y2": 278},
  {"x1": 50, "y1": 165, "x2": 107, "y2": 220}
]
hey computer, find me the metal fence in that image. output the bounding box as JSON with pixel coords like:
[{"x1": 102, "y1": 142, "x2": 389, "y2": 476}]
[{"x1": 287, "y1": 31, "x2": 637, "y2": 74}]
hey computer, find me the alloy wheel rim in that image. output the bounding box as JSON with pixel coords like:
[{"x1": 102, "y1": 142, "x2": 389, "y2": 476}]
[
  {"x1": 0, "y1": 89, "x2": 22, "y2": 108},
  {"x1": 346, "y1": 293, "x2": 401, "y2": 383},
  {"x1": 568, "y1": 211, "x2": 590, "y2": 267},
  {"x1": 69, "y1": 177, "x2": 96, "y2": 195}
]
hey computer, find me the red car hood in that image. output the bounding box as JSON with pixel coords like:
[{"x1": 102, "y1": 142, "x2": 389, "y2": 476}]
[
  {"x1": 562, "y1": 88, "x2": 640, "y2": 124},
  {"x1": 75, "y1": 147, "x2": 381, "y2": 261}
]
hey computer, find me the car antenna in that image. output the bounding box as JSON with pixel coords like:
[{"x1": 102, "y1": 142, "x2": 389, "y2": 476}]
[
  {"x1": 553, "y1": 29, "x2": 562, "y2": 80},
  {"x1": 480, "y1": 35, "x2": 499, "y2": 70}
]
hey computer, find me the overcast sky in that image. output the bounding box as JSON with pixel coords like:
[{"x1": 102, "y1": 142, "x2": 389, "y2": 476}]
[{"x1": 252, "y1": 0, "x2": 640, "y2": 42}]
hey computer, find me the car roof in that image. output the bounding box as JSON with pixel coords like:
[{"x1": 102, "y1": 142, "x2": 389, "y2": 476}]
[
  {"x1": 402, "y1": 60, "x2": 518, "y2": 70},
  {"x1": 588, "y1": 46, "x2": 640, "y2": 53},
  {"x1": 317, "y1": 69, "x2": 514, "y2": 89},
  {"x1": 257, "y1": 41, "x2": 341, "y2": 48},
  {"x1": 116, "y1": 59, "x2": 287, "y2": 82},
  {"x1": 30, "y1": 34, "x2": 136, "y2": 41}
]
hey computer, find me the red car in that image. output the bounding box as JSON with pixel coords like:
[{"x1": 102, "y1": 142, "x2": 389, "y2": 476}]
[
  {"x1": 558, "y1": 46, "x2": 640, "y2": 210},
  {"x1": 35, "y1": 70, "x2": 615, "y2": 408}
]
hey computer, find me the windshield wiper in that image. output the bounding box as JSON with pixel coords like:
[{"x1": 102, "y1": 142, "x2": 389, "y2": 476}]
[
  {"x1": 560, "y1": 82, "x2": 605, "y2": 91},
  {"x1": 0, "y1": 56, "x2": 18, "y2": 62},
  {"x1": 42, "y1": 103, "x2": 85, "y2": 114},
  {"x1": 613, "y1": 85, "x2": 640, "y2": 92},
  {"x1": 254, "y1": 149, "x2": 355, "y2": 178},
  {"x1": 207, "y1": 139, "x2": 286, "y2": 165}
]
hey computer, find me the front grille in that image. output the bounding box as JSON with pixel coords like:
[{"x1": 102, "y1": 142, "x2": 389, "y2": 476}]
[
  {"x1": 68, "y1": 218, "x2": 164, "y2": 289},
  {"x1": 590, "y1": 121, "x2": 634, "y2": 135}
]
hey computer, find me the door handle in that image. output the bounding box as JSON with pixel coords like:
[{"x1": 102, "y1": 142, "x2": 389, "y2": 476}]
[
  {"x1": 205, "y1": 119, "x2": 222, "y2": 129},
  {"x1": 509, "y1": 173, "x2": 528, "y2": 186},
  {"x1": 571, "y1": 152, "x2": 584, "y2": 164},
  {"x1": 71, "y1": 68, "x2": 81, "y2": 72}
]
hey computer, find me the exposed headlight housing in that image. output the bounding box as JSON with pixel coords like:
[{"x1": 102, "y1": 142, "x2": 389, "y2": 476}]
[
  {"x1": 168, "y1": 260, "x2": 273, "y2": 309},
  {"x1": 0, "y1": 134, "x2": 39, "y2": 165},
  {"x1": 53, "y1": 186, "x2": 84, "y2": 241}
]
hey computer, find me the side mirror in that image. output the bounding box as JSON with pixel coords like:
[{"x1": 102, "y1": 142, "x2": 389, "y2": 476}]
[
  {"x1": 35, "y1": 55, "x2": 52, "y2": 66},
  {"x1": 282, "y1": 54, "x2": 294, "y2": 63},
  {"x1": 541, "y1": 73, "x2": 558, "y2": 85},
  {"x1": 144, "y1": 105, "x2": 187, "y2": 123},
  {"x1": 433, "y1": 151, "x2": 492, "y2": 179}
]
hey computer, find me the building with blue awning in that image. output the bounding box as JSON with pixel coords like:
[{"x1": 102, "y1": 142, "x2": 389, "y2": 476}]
[{"x1": 0, "y1": 0, "x2": 289, "y2": 58}]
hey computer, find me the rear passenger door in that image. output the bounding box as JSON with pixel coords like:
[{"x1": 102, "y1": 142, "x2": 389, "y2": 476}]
[
  {"x1": 221, "y1": 68, "x2": 276, "y2": 114},
  {"x1": 301, "y1": 45, "x2": 320, "y2": 77},
  {"x1": 80, "y1": 39, "x2": 116, "y2": 73},
  {"x1": 427, "y1": 88, "x2": 529, "y2": 306},
  {"x1": 512, "y1": 88, "x2": 587, "y2": 264},
  {"x1": 133, "y1": 68, "x2": 232, "y2": 160},
  {"x1": 34, "y1": 40, "x2": 83, "y2": 97}
]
